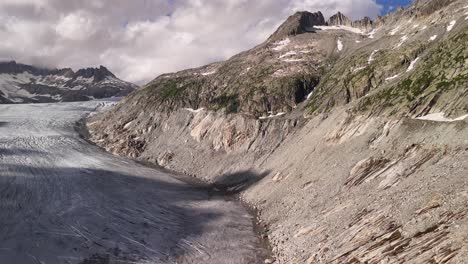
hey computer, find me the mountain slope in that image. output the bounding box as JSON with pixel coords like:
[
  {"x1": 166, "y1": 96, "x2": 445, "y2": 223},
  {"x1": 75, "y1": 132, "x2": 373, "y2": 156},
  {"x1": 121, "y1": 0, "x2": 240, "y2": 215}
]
[
  {"x1": 0, "y1": 61, "x2": 137, "y2": 103},
  {"x1": 88, "y1": 0, "x2": 468, "y2": 263},
  {"x1": 104, "y1": 0, "x2": 466, "y2": 119}
]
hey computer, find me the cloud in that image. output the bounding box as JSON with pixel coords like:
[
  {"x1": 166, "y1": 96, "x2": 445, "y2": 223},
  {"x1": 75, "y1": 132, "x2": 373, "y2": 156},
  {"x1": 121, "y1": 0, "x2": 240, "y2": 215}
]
[
  {"x1": 55, "y1": 11, "x2": 99, "y2": 41},
  {"x1": 0, "y1": 0, "x2": 382, "y2": 84}
]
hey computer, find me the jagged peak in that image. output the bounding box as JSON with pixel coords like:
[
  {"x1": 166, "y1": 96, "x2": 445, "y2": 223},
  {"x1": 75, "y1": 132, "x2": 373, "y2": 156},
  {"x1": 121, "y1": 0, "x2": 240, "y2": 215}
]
[
  {"x1": 0, "y1": 60, "x2": 57, "y2": 75},
  {"x1": 75, "y1": 65, "x2": 116, "y2": 81},
  {"x1": 268, "y1": 11, "x2": 326, "y2": 41},
  {"x1": 327, "y1": 12, "x2": 352, "y2": 27},
  {"x1": 0, "y1": 61, "x2": 117, "y2": 82}
]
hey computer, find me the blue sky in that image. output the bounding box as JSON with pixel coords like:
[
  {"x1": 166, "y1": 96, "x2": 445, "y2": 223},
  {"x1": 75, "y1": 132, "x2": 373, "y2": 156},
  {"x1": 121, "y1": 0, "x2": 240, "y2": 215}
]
[{"x1": 377, "y1": 0, "x2": 413, "y2": 15}]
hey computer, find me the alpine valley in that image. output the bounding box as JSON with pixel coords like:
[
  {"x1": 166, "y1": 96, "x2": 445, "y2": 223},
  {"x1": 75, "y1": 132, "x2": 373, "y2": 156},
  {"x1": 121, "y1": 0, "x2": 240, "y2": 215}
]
[{"x1": 88, "y1": 0, "x2": 468, "y2": 263}]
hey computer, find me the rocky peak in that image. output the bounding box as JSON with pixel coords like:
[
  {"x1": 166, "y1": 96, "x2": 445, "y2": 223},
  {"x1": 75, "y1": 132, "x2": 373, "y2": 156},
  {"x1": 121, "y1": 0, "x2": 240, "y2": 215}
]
[
  {"x1": 74, "y1": 66, "x2": 116, "y2": 82},
  {"x1": 0, "y1": 61, "x2": 39, "y2": 75},
  {"x1": 327, "y1": 12, "x2": 352, "y2": 27},
  {"x1": 0, "y1": 61, "x2": 75, "y2": 77},
  {"x1": 0, "y1": 61, "x2": 118, "y2": 82},
  {"x1": 57, "y1": 68, "x2": 75, "y2": 78},
  {"x1": 327, "y1": 12, "x2": 374, "y2": 31},
  {"x1": 352, "y1": 16, "x2": 373, "y2": 31},
  {"x1": 268, "y1": 11, "x2": 326, "y2": 41}
]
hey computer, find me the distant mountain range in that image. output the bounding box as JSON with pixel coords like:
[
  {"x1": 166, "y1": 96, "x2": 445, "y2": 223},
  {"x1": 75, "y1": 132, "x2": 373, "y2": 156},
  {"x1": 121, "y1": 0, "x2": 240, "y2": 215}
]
[{"x1": 0, "y1": 61, "x2": 137, "y2": 103}]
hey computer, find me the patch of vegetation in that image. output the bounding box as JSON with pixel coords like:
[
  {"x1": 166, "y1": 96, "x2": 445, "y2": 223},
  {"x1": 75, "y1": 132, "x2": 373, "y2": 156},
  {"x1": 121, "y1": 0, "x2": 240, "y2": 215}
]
[
  {"x1": 160, "y1": 80, "x2": 184, "y2": 99},
  {"x1": 211, "y1": 94, "x2": 240, "y2": 113}
]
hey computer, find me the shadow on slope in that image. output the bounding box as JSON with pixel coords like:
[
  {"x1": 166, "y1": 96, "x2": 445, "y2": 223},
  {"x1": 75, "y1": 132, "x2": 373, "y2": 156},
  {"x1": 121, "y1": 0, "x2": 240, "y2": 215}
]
[
  {"x1": 0, "y1": 164, "x2": 264, "y2": 264},
  {"x1": 211, "y1": 170, "x2": 270, "y2": 194}
]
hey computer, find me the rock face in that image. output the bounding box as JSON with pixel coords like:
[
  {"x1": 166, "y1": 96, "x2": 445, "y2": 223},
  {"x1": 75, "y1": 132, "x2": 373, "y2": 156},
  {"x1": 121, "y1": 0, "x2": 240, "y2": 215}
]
[
  {"x1": 352, "y1": 16, "x2": 373, "y2": 31},
  {"x1": 269, "y1": 11, "x2": 326, "y2": 40},
  {"x1": 410, "y1": 0, "x2": 456, "y2": 16},
  {"x1": 327, "y1": 12, "x2": 352, "y2": 27},
  {"x1": 0, "y1": 61, "x2": 137, "y2": 103},
  {"x1": 327, "y1": 12, "x2": 373, "y2": 31},
  {"x1": 88, "y1": 0, "x2": 468, "y2": 263}
]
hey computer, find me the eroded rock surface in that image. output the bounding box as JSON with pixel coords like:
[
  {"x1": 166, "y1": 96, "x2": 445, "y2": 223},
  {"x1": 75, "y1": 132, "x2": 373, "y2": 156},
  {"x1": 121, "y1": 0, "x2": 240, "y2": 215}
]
[{"x1": 88, "y1": 0, "x2": 468, "y2": 262}]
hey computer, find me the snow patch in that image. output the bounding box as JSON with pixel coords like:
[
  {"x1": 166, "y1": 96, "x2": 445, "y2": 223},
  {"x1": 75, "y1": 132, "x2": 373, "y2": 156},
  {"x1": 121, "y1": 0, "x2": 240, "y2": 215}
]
[
  {"x1": 429, "y1": 35, "x2": 438, "y2": 41},
  {"x1": 259, "y1": 112, "x2": 286, "y2": 120},
  {"x1": 314, "y1": 25, "x2": 364, "y2": 34},
  {"x1": 385, "y1": 74, "x2": 399, "y2": 81},
  {"x1": 446, "y1": 20, "x2": 456, "y2": 31},
  {"x1": 416, "y1": 112, "x2": 468, "y2": 122},
  {"x1": 201, "y1": 70, "x2": 216, "y2": 76},
  {"x1": 406, "y1": 57, "x2": 419, "y2": 72},
  {"x1": 75, "y1": 76, "x2": 95, "y2": 83},
  {"x1": 279, "y1": 51, "x2": 297, "y2": 59},
  {"x1": 396, "y1": 35, "x2": 408, "y2": 48},
  {"x1": 390, "y1": 26, "x2": 400, "y2": 36},
  {"x1": 355, "y1": 40, "x2": 361, "y2": 43},
  {"x1": 421, "y1": 25, "x2": 427, "y2": 30},
  {"x1": 272, "y1": 38, "x2": 291, "y2": 51},
  {"x1": 52, "y1": 94, "x2": 62, "y2": 100},
  {"x1": 337, "y1": 40, "x2": 343, "y2": 51},
  {"x1": 282, "y1": 58, "x2": 304, "y2": 63},
  {"x1": 367, "y1": 28, "x2": 378, "y2": 39},
  {"x1": 353, "y1": 66, "x2": 367, "y2": 73},
  {"x1": 71, "y1": 85, "x2": 84, "y2": 91},
  {"x1": 368, "y1": 50, "x2": 379, "y2": 64},
  {"x1": 183, "y1": 108, "x2": 205, "y2": 113},
  {"x1": 241, "y1": 67, "x2": 252, "y2": 75}
]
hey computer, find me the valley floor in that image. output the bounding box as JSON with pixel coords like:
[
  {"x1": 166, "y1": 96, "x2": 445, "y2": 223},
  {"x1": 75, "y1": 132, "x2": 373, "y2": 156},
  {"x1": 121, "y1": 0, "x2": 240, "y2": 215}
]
[{"x1": 0, "y1": 102, "x2": 266, "y2": 264}]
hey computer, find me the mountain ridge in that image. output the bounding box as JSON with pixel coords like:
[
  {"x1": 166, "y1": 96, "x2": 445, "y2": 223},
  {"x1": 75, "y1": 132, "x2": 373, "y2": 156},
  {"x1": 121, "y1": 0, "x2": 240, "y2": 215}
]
[
  {"x1": 115, "y1": 0, "x2": 466, "y2": 119},
  {"x1": 0, "y1": 61, "x2": 137, "y2": 103}
]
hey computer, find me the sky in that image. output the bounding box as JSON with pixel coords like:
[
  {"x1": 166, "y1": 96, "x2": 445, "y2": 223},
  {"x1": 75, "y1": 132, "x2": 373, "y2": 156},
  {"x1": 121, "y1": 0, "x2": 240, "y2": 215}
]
[
  {"x1": 377, "y1": 0, "x2": 413, "y2": 15},
  {"x1": 0, "y1": 0, "x2": 411, "y2": 84}
]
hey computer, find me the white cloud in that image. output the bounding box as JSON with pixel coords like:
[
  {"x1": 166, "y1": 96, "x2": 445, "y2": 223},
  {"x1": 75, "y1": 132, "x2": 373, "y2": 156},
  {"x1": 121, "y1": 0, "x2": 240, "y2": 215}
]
[
  {"x1": 0, "y1": 0, "x2": 382, "y2": 84},
  {"x1": 56, "y1": 11, "x2": 99, "y2": 40}
]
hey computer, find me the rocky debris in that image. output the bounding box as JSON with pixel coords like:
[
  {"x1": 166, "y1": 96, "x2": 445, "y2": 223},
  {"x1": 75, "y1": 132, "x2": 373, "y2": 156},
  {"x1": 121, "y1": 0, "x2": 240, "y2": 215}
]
[
  {"x1": 88, "y1": 0, "x2": 468, "y2": 263},
  {"x1": 346, "y1": 157, "x2": 390, "y2": 186},
  {"x1": 346, "y1": 145, "x2": 439, "y2": 189},
  {"x1": 409, "y1": 0, "x2": 457, "y2": 16},
  {"x1": 321, "y1": 209, "x2": 466, "y2": 263},
  {"x1": 0, "y1": 61, "x2": 137, "y2": 103}
]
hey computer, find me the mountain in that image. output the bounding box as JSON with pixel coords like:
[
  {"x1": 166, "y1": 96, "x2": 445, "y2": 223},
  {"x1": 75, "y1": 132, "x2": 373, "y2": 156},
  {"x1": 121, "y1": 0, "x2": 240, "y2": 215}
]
[
  {"x1": 88, "y1": 0, "x2": 468, "y2": 263},
  {"x1": 0, "y1": 61, "x2": 138, "y2": 103}
]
